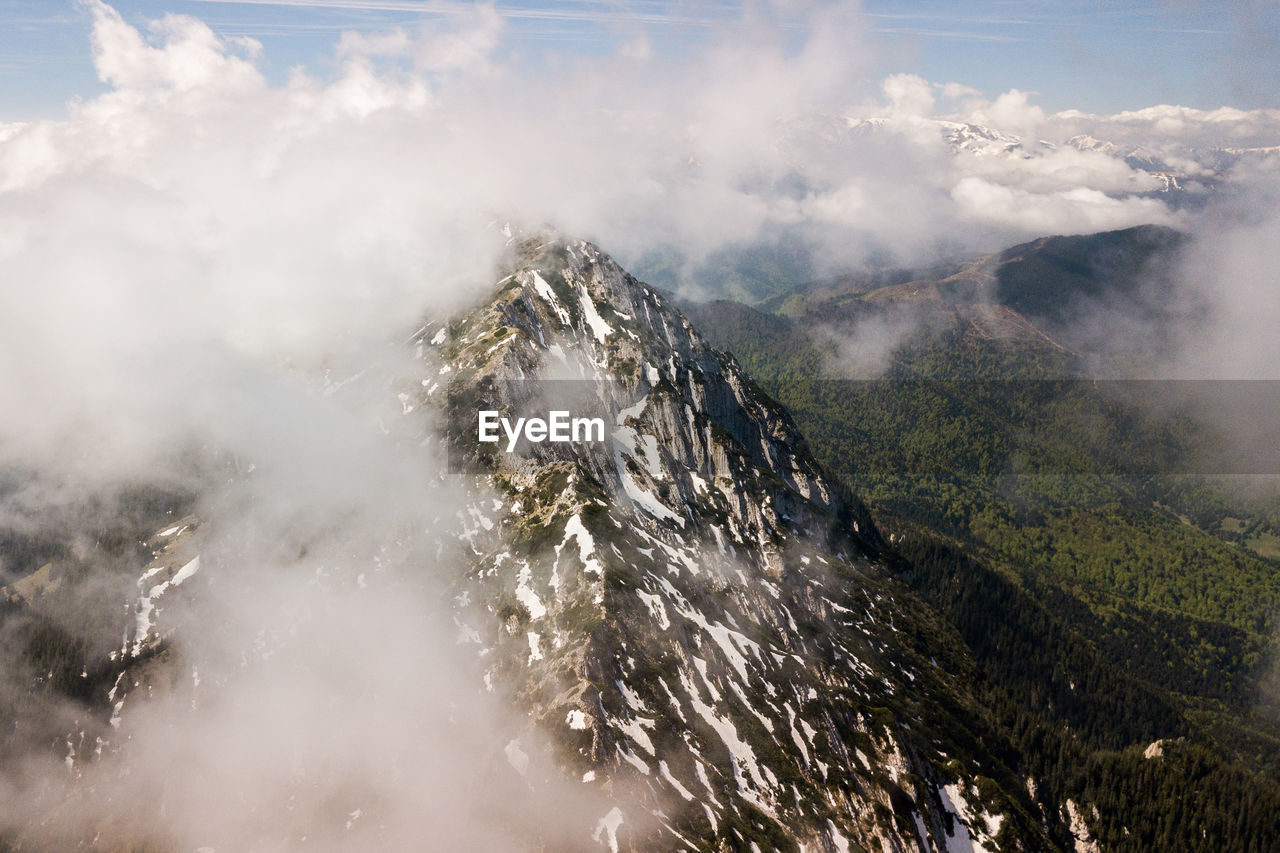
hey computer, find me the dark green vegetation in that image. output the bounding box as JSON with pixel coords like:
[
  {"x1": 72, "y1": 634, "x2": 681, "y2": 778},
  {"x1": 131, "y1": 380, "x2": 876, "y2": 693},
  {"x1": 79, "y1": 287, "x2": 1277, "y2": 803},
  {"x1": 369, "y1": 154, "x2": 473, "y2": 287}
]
[
  {"x1": 0, "y1": 478, "x2": 197, "y2": 584},
  {"x1": 0, "y1": 481, "x2": 193, "y2": 769},
  {"x1": 994, "y1": 225, "x2": 1186, "y2": 331},
  {"x1": 687, "y1": 225, "x2": 1280, "y2": 850}
]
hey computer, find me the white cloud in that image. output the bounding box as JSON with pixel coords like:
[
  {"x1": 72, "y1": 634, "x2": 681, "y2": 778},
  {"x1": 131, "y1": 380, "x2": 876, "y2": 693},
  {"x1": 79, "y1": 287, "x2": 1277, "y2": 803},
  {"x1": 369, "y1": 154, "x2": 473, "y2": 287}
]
[
  {"x1": 1048, "y1": 103, "x2": 1280, "y2": 150},
  {"x1": 336, "y1": 26, "x2": 414, "y2": 59},
  {"x1": 882, "y1": 73, "x2": 935, "y2": 117},
  {"x1": 412, "y1": 2, "x2": 506, "y2": 74},
  {"x1": 966, "y1": 88, "x2": 1046, "y2": 146},
  {"x1": 88, "y1": 0, "x2": 263, "y2": 95},
  {"x1": 940, "y1": 81, "x2": 982, "y2": 100},
  {"x1": 950, "y1": 177, "x2": 1174, "y2": 234},
  {"x1": 1165, "y1": 185, "x2": 1280, "y2": 379},
  {"x1": 960, "y1": 144, "x2": 1163, "y2": 195},
  {"x1": 2, "y1": 1, "x2": 1274, "y2": 480}
]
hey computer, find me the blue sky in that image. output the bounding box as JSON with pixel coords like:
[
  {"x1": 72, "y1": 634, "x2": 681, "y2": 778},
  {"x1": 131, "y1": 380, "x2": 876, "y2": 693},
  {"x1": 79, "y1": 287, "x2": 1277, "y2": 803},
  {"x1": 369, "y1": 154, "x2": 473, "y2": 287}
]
[{"x1": 1, "y1": 1, "x2": 1277, "y2": 119}]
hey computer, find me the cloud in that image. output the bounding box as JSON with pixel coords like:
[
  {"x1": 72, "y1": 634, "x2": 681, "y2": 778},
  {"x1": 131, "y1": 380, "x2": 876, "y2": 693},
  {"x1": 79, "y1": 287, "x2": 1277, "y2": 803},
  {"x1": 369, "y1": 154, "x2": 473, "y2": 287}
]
[
  {"x1": 1162, "y1": 178, "x2": 1280, "y2": 379},
  {"x1": 0, "y1": 477, "x2": 608, "y2": 850},
  {"x1": 968, "y1": 88, "x2": 1045, "y2": 144},
  {"x1": 950, "y1": 178, "x2": 1174, "y2": 234},
  {"x1": 882, "y1": 72, "x2": 935, "y2": 117},
  {"x1": 0, "y1": 0, "x2": 1267, "y2": 532},
  {"x1": 940, "y1": 81, "x2": 981, "y2": 100},
  {"x1": 336, "y1": 3, "x2": 507, "y2": 76},
  {"x1": 8, "y1": 0, "x2": 1245, "y2": 321},
  {"x1": 815, "y1": 303, "x2": 945, "y2": 379},
  {"x1": 88, "y1": 0, "x2": 263, "y2": 94},
  {"x1": 0, "y1": 2, "x2": 1276, "y2": 843},
  {"x1": 1048, "y1": 103, "x2": 1280, "y2": 150}
]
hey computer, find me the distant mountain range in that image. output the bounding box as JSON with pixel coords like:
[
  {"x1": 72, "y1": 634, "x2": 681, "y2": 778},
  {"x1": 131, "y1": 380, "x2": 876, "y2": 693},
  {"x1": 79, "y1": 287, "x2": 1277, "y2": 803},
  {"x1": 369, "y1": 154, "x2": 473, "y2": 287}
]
[{"x1": 804, "y1": 114, "x2": 1280, "y2": 205}]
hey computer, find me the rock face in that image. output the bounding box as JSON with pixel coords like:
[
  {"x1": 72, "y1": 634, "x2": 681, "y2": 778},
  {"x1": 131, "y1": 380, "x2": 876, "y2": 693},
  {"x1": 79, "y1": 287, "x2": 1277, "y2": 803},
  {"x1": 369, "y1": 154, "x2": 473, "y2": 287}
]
[{"x1": 424, "y1": 235, "x2": 1049, "y2": 851}]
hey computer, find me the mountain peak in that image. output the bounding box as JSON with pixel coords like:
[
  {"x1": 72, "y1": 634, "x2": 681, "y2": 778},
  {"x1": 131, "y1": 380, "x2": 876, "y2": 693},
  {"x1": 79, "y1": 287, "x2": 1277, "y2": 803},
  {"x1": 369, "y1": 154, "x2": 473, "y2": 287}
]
[{"x1": 419, "y1": 237, "x2": 1049, "y2": 850}]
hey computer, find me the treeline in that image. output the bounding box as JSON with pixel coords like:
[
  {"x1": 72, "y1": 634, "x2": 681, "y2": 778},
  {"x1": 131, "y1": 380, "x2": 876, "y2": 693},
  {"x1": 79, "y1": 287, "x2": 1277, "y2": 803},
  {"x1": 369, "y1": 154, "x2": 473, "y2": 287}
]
[{"x1": 894, "y1": 531, "x2": 1280, "y2": 851}]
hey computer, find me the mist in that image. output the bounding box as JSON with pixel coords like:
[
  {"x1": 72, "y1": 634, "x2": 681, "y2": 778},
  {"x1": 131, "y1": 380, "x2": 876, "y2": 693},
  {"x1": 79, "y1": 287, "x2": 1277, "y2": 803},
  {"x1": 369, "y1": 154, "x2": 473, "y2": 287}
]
[
  {"x1": 1161, "y1": 180, "x2": 1280, "y2": 381},
  {"x1": 0, "y1": 0, "x2": 1278, "y2": 849}
]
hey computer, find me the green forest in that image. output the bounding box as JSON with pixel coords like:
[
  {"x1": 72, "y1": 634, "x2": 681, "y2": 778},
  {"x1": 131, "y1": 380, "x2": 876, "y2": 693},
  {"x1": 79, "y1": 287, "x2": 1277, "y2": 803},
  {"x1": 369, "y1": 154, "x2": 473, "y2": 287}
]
[{"x1": 686, "y1": 232, "x2": 1280, "y2": 849}]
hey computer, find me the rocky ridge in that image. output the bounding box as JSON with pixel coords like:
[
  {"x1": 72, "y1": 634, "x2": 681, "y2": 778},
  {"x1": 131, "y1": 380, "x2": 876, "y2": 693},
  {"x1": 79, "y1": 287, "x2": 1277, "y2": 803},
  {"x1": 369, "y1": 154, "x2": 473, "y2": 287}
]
[{"x1": 421, "y1": 234, "x2": 1053, "y2": 851}]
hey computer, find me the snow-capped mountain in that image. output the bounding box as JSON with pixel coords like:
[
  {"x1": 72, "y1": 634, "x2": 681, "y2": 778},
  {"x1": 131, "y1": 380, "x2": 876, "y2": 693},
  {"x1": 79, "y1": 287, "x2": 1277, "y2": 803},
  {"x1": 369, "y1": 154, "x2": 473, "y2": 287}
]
[
  {"x1": 1066, "y1": 133, "x2": 1280, "y2": 173},
  {"x1": 1063, "y1": 135, "x2": 1174, "y2": 172},
  {"x1": 38, "y1": 233, "x2": 1073, "y2": 851},
  {"x1": 801, "y1": 114, "x2": 1277, "y2": 205},
  {"x1": 806, "y1": 115, "x2": 1027, "y2": 159},
  {"x1": 411, "y1": 234, "x2": 1053, "y2": 850},
  {"x1": 936, "y1": 121, "x2": 1026, "y2": 158}
]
